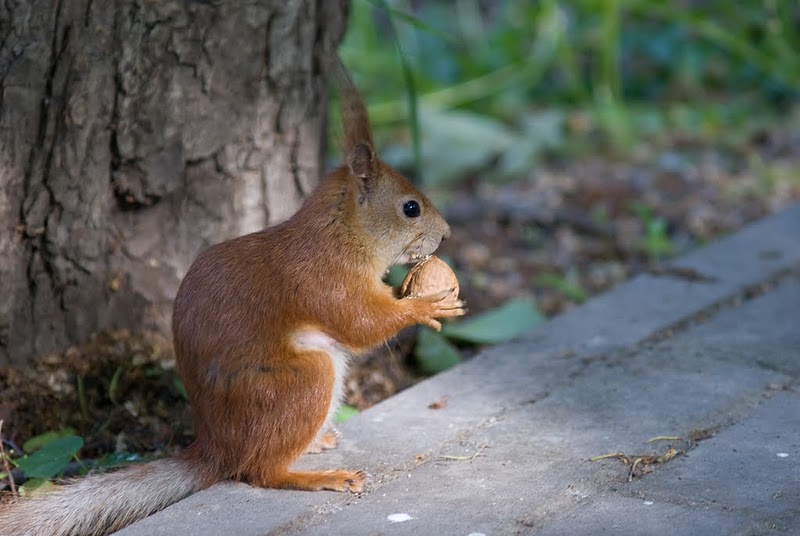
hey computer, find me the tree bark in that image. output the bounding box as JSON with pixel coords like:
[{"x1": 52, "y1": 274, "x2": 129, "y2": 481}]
[{"x1": 0, "y1": 0, "x2": 348, "y2": 365}]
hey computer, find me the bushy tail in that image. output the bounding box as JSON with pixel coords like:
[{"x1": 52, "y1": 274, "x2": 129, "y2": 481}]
[{"x1": 0, "y1": 456, "x2": 208, "y2": 536}]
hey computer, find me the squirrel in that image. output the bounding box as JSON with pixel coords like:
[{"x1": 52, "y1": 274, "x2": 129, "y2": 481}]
[{"x1": 0, "y1": 56, "x2": 464, "y2": 535}]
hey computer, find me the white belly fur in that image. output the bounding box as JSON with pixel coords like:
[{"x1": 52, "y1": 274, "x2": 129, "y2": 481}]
[{"x1": 293, "y1": 329, "x2": 350, "y2": 438}]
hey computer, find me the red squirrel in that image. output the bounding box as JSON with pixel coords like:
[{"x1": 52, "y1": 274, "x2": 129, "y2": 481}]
[{"x1": 0, "y1": 57, "x2": 464, "y2": 535}]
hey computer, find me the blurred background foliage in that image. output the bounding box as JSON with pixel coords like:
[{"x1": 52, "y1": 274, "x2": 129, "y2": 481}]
[
  {"x1": 334, "y1": 0, "x2": 799, "y2": 186},
  {"x1": 333, "y1": 0, "x2": 800, "y2": 376}
]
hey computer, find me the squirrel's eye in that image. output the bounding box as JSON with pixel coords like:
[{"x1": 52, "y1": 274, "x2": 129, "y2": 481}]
[{"x1": 402, "y1": 200, "x2": 421, "y2": 218}]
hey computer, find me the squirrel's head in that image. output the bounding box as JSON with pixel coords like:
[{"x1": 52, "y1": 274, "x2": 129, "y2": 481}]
[
  {"x1": 333, "y1": 55, "x2": 450, "y2": 271},
  {"x1": 345, "y1": 142, "x2": 450, "y2": 270}
]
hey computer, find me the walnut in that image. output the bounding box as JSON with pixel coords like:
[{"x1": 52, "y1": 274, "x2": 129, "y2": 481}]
[{"x1": 400, "y1": 255, "x2": 459, "y2": 300}]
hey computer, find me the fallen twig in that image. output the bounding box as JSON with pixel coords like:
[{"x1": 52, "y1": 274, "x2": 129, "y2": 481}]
[
  {"x1": 590, "y1": 444, "x2": 686, "y2": 482},
  {"x1": 438, "y1": 444, "x2": 488, "y2": 462},
  {"x1": 645, "y1": 435, "x2": 682, "y2": 443},
  {"x1": 0, "y1": 420, "x2": 17, "y2": 496}
]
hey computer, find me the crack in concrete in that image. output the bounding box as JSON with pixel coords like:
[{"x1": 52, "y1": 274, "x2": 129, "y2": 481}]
[{"x1": 641, "y1": 264, "x2": 800, "y2": 347}]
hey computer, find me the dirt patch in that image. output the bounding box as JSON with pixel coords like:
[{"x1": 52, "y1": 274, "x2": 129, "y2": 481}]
[{"x1": 0, "y1": 331, "x2": 191, "y2": 460}]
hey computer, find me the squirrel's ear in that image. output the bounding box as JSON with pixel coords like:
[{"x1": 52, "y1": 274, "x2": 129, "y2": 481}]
[
  {"x1": 333, "y1": 54, "x2": 378, "y2": 203},
  {"x1": 348, "y1": 143, "x2": 373, "y2": 178},
  {"x1": 348, "y1": 143, "x2": 375, "y2": 204}
]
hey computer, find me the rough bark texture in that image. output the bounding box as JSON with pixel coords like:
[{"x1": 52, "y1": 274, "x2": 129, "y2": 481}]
[{"x1": 0, "y1": 0, "x2": 348, "y2": 365}]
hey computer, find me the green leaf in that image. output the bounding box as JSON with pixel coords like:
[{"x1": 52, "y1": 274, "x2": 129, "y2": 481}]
[
  {"x1": 384, "y1": 264, "x2": 410, "y2": 288},
  {"x1": 491, "y1": 110, "x2": 566, "y2": 181},
  {"x1": 414, "y1": 327, "x2": 462, "y2": 374},
  {"x1": 441, "y1": 298, "x2": 545, "y2": 344},
  {"x1": 94, "y1": 451, "x2": 143, "y2": 471},
  {"x1": 173, "y1": 377, "x2": 188, "y2": 400},
  {"x1": 335, "y1": 404, "x2": 360, "y2": 424},
  {"x1": 22, "y1": 428, "x2": 78, "y2": 454},
  {"x1": 16, "y1": 435, "x2": 83, "y2": 480},
  {"x1": 19, "y1": 478, "x2": 53, "y2": 494},
  {"x1": 641, "y1": 217, "x2": 675, "y2": 260},
  {"x1": 412, "y1": 105, "x2": 519, "y2": 186},
  {"x1": 108, "y1": 365, "x2": 124, "y2": 404}
]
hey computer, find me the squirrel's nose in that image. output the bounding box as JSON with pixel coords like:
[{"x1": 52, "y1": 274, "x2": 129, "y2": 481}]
[{"x1": 441, "y1": 223, "x2": 451, "y2": 242}]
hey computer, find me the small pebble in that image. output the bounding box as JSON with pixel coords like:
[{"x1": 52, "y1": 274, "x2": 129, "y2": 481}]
[{"x1": 387, "y1": 513, "x2": 414, "y2": 523}]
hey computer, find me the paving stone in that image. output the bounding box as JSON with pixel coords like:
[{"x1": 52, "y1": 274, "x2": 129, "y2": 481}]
[{"x1": 628, "y1": 391, "x2": 800, "y2": 534}]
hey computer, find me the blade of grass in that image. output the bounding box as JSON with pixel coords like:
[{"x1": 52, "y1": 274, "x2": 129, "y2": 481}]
[
  {"x1": 600, "y1": 0, "x2": 622, "y2": 100},
  {"x1": 549, "y1": 0, "x2": 590, "y2": 102},
  {"x1": 371, "y1": 0, "x2": 423, "y2": 177},
  {"x1": 108, "y1": 366, "x2": 124, "y2": 405},
  {"x1": 76, "y1": 376, "x2": 88, "y2": 422},
  {"x1": 765, "y1": 2, "x2": 800, "y2": 76}
]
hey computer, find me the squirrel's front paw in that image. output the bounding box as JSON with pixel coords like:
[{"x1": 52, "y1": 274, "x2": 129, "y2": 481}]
[{"x1": 410, "y1": 291, "x2": 466, "y2": 331}]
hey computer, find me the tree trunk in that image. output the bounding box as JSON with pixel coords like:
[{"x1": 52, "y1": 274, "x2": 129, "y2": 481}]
[{"x1": 0, "y1": 1, "x2": 348, "y2": 365}]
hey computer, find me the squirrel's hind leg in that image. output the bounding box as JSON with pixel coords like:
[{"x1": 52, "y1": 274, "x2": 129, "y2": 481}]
[
  {"x1": 237, "y1": 347, "x2": 365, "y2": 493},
  {"x1": 255, "y1": 469, "x2": 366, "y2": 493}
]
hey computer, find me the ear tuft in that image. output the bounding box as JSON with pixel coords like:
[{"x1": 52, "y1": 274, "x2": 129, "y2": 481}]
[{"x1": 332, "y1": 55, "x2": 376, "y2": 157}]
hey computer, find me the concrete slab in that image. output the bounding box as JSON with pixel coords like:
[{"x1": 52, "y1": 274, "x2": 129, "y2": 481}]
[{"x1": 628, "y1": 391, "x2": 800, "y2": 533}]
